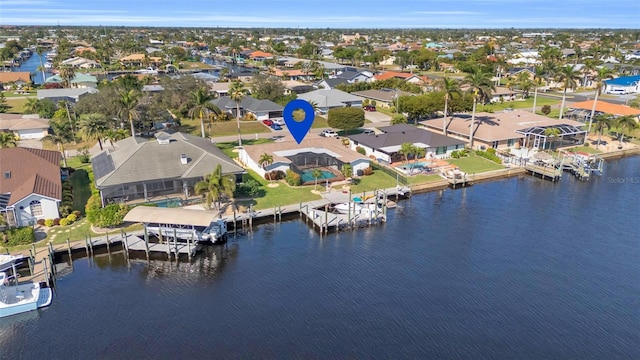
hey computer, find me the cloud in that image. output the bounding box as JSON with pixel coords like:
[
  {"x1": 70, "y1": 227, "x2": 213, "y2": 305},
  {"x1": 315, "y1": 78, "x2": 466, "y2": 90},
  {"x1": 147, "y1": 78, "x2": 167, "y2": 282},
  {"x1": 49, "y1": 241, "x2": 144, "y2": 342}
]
[
  {"x1": 0, "y1": 0, "x2": 50, "y2": 4},
  {"x1": 410, "y1": 11, "x2": 484, "y2": 15}
]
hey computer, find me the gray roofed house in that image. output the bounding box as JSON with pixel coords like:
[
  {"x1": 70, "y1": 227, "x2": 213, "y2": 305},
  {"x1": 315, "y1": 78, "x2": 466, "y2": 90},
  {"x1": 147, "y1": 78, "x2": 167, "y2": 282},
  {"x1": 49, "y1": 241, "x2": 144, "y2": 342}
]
[
  {"x1": 91, "y1": 131, "x2": 245, "y2": 205},
  {"x1": 296, "y1": 89, "x2": 363, "y2": 112},
  {"x1": 315, "y1": 77, "x2": 350, "y2": 90},
  {"x1": 351, "y1": 89, "x2": 411, "y2": 107},
  {"x1": 347, "y1": 124, "x2": 465, "y2": 163},
  {"x1": 37, "y1": 87, "x2": 98, "y2": 103},
  {"x1": 335, "y1": 69, "x2": 374, "y2": 83},
  {"x1": 211, "y1": 95, "x2": 284, "y2": 121}
]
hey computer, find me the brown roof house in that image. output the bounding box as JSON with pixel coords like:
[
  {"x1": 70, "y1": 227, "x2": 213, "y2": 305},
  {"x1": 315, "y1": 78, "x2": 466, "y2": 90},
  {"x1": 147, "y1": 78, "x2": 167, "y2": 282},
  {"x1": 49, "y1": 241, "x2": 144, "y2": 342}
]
[
  {"x1": 0, "y1": 113, "x2": 50, "y2": 140},
  {"x1": 0, "y1": 148, "x2": 62, "y2": 227},
  {"x1": 0, "y1": 72, "x2": 32, "y2": 89}
]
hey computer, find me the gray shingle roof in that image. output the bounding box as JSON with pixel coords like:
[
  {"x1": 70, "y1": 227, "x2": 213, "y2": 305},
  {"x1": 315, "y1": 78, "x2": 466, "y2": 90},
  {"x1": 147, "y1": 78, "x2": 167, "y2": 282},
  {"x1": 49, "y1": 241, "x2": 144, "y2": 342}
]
[
  {"x1": 91, "y1": 132, "x2": 244, "y2": 188},
  {"x1": 349, "y1": 124, "x2": 465, "y2": 150},
  {"x1": 297, "y1": 89, "x2": 362, "y2": 108}
]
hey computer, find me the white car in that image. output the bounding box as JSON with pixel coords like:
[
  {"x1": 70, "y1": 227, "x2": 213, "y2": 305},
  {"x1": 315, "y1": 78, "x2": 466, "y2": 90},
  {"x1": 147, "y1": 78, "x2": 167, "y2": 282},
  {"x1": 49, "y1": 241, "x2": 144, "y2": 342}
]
[
  {"x1": 362, "y1": 129, "x2": 375, "y2": 135},
  {"x1": 320, "y1": 129, "x2": 338, "y2": 138},
  {"x1": 272, "y1": 118, "x2": 285, "y2": 126}
]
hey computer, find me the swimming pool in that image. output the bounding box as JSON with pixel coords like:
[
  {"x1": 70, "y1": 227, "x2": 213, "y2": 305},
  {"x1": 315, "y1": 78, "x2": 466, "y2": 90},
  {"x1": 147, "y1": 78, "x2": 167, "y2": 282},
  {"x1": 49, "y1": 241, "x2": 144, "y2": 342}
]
[
  {"x1": 299, "y1": 169, "x2": 337, "y2": 184},
  {"x1": 149, "y1": 198, "x2": 183, "y2": 208},
  {"x1": 395, "y1": 162, "x2": 433, "y2": 175}
]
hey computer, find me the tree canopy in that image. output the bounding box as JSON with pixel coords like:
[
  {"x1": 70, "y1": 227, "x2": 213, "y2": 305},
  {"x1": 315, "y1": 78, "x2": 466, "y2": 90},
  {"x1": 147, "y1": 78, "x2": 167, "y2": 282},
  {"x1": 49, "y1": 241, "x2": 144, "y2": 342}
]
[{"x1": 327, "y1": 107, "x2": 365, "y2": 132}]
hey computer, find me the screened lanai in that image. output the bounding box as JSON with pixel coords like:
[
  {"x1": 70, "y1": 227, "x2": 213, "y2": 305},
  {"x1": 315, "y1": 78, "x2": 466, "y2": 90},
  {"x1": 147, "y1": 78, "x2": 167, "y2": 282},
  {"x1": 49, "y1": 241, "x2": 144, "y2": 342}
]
[{"x1": 516, "y1": 124, "x2": 587, "y2": 150}]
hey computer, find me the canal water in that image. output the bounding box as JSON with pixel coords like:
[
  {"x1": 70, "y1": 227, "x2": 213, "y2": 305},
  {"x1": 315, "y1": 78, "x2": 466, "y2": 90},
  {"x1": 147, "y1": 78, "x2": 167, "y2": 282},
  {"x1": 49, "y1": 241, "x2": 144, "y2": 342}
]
[{"x1": 1, "y1": 157, "x2": 639, "y2": 359}]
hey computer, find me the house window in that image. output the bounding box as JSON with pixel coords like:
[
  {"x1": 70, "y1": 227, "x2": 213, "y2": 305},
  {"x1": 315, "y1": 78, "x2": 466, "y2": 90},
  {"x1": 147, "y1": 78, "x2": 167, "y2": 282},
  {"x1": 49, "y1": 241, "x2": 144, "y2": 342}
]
[
  {"x1": 436, "y1": 146, "x2": 446, "y2": 155},
  {"x1": 29, "y1": 200, "x2": 43, "y2": 217},
  {"x1": 491, "y1": 141, "x2": 499, "y2": 149},
  {"x1": 507, "y1": 139, "x2": 516, "y2": 147}
]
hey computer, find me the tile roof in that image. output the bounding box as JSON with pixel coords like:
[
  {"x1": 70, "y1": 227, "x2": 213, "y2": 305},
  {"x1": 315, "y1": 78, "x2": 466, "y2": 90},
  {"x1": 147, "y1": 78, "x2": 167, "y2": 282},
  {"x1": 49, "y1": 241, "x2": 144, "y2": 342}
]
[
  {"x1": 0, "y1": 147, "x2": 61, "y2": 206},
  {"x1": 91, "y1": 132, "x2": 244, "y2": 188},
  {"x1": 0, "y1": 72, "x2": 32, "y2": 83},
  {"x1": 0, "y1": 114, "x2": 49, "y2": 131},
  {"x1": 569, "y1": 100, "x2": 640, "y2": 116},
  {"x1": 248, "y1": 51, "x2": 274, "y2": 58},
  {"x1": 373, "y1": 71, "x2": 420, "y2": 81}
]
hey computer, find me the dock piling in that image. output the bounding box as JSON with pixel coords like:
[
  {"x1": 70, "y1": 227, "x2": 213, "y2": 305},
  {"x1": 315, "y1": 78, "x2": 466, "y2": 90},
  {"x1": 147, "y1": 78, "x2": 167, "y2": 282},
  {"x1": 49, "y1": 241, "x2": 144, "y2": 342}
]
[{"x1": 66, "y1": 238, "x2": 73, "y2": 265}]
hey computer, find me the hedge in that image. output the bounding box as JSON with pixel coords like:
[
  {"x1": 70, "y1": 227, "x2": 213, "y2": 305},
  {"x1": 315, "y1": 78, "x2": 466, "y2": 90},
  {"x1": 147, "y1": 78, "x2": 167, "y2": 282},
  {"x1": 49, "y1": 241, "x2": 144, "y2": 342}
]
[{"x1": 1, "y1": 226, "x2": 36, "y2": 246}]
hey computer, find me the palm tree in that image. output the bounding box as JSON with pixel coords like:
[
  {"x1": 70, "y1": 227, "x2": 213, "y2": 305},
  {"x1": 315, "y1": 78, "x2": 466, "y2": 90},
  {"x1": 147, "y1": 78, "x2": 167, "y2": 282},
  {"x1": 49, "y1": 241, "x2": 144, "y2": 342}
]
[
  {"x1": 42, "y1": 119, "x2": 74, "y2": 168},
  {"x1": 587, "y1": 67, "x2": 614, "y2": 135},
  {"x1": 58, "y1": 65, "x2": 75, "y2": 88},
  {"x1": 555, "y1": 65, "x2": 581, "y2": 120},
  {"x1": 229, "y1": 81, "x2": 247, "y2": 146},
  {"x1": 311, "y1": 168, "x2": 322, "y2": 190},
  {"x1": 24, "y1": 97, "x2": 40, "y2": 114},
  {"x1": 438, "y1": 76, "x2": 461, "y2": 136},
  {"x1": 104, "y1": 128, "x2": 128, "y2": 150},
  {"x1": 543, "y1": 127, "x2": 561, "y2": 150},
  {"x1": 35, "y1": 46, "x2": 46, "y2": 83},
  {"x1": 615, "y1": 115, "x2": 638, "y2": 148},
  {"x1": 78, "y1": 113, "x2": 109, "y2": 150},
  {"x1": 398, "y1": 142, "x2": 415, "y2": 164},
  {"x1": 185, "y1": 87, "x2": 220, "y2": 138},
  {"x1": 592, "y1": 114, "x2": 614, "y2": 150},
  {"x1": 117, "y1": 89, "x2": 140, "y2": 137},
  {"x1": 194, "y1": 164, "x2": 237, "y2": 210},
  {"x1": 531, "y1": 65, "x2": 546, "y2": 113},
  {"x1": 0, "y1": 131, "x2": 18, "y2": 148},
  {"x1": 259, "y1": 153, "x2": 273, "y2": 169},
  {"x1": 463, "y1": 68, "x2": 495, "y2": 149}
]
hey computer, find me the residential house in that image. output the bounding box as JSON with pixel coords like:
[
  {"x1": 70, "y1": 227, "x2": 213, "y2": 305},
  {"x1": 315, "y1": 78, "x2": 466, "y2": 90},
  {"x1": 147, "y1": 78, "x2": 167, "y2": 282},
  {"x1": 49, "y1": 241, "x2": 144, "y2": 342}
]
[
  {"x1": 373, "y1": 71, "x2": 424, "y2": 84},
  {"x1": 0, "y1": 148, "x2": 62, "y2": 227},
  {"x1": 565, "y1": 100, "x2": 640, "y2": 122},
  {"x1": 347, "y1": 124, "x2": 465, "y2": 164},
  {"x1": 238, "y1": 137, "x2": 370, "y2": 181},
  {"x1": 270, "y1": 68, "x2": 315, "y2": 81},
  {"x1": 421, "y1": 110, "x2": 586, "y2": 150},
  {"x1": 209, "y1": 82, "x2": 231, "y2": 97},
  {"x1": 315, "y1": 77, "x2": 350, "y2": 90},
  {"x1": 61, "y1": 57, "x2": 100, "y2": 69},
  {"x1": 119, "y1": 53, "x2": 163, "y2": 67},
  {"x1": 211, "y1": 95, "x2": 284, "y2": 121},
  {"x1": 282, "y1": 80, "x2": 314, "y2": 95},
  {"x1": 37, "y1": 87, "x2": 98, "y2": 103},
  {"x1": 297, "y1": 89, "x2": 363, "y2": 113},
  {"x1": 44, "y1": 73, "x2": 98, "y2": 88},
  {"x1": 351, "y1": 89, "x2": 408, "y2": 108},
  {"x1": 248, "y1": 51, "x2": 274, "y2": 61},
  {"x1": 341, "y1": 33, "x2": 369, "y2": 43},
  {"x1": 0, "y1": 72, "x2": 32, "y2": 89},
  {"x1": 334, "y1": 69, "x2": 374, "y2": 83},
  {"x1": 0, "y1": 114, "x2": 50, "y2": 140},
  {"x1": 90, "y1": 132, "x2": 244, "y2": 206}
]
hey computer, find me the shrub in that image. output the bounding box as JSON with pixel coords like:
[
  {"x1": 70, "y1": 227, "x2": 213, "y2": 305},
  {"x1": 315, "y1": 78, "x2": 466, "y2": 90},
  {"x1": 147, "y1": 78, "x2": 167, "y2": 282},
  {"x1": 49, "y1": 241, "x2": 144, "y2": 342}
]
[
  {"x1": 78, "y1": 146, "x2": 91, "y2": 164},
  {"x1": 356, "y1": 146, "x2": 366, "y2": 155},
  {"x1": 475, "y1": 150, "x2": 502, "y2": 164},
  {"x1": 391, "y1": 114, "x2": 407, "y2": 125},
  {"x1": 362, "y1": 167, "x2": 373, "y2": 176},
  {"x1": 66, "y1": 213, "x2": 77, "y2": 222},
  {"x1": 541, "y1": 105, "x2": 551, "y2": 116},
  {"x1": 37, "y1": 219, "x2": 45, "y2": 226},
  {"x1": 59, "y1": 205, "x2": 72, "y2": 217},
  {"x1": 53, "y1": 218, "x2": 61, "y2": 226},
  {"x1": 1, "y1": 227, "x2": 36, "y2": 246},
  {"x1": 72, "y1": 210, "x2": 82, "y2": 218},
  {"x1": 341, "y1": 164, "x2": 353, "y2": 178},
  {"x1": 486, "y1": 147, "x2": 496, "y2": 155},
  {"x1": 265, "y1": 170, "x2": 285, "y2": 181},
  {"x1": 59, "y1": 218, "x2": 70, "y2": 226},
  {"x1": 90, "y1": 204, "x2": 129, "y2": 228},
  {"x1": 62, "y1": 181, "x2": 73, "y2": 191},
  {"x1": 44, "y1": 219, "x2": 54, "y2": 227},
  {"x1": 285, "y1": 169, "x2": 301, "y2": 186}
]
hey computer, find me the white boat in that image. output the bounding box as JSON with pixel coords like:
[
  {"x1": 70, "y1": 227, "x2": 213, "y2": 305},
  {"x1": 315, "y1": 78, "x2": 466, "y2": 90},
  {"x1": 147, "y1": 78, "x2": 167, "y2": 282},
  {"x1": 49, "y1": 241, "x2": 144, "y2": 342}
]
[
  {"x1": 136, "y1": 67, "x2": 159, "y2": 75},
  {"x1": 146, "y1": 219, "x2": 228, "y2": 243},
  {"x1": 0, "y1": 254, "x2": 24, "y2": 272},
  {"x1": 333, "y1": 201, "x2": 382, "y2": 215},
  {"x1": 0, "y1": 272, "x2": 53, "y2": 318}
]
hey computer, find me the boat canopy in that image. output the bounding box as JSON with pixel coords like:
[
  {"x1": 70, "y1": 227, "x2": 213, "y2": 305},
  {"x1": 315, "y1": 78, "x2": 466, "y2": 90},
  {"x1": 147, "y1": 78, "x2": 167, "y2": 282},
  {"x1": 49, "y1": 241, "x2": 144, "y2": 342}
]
[{"x1": 123, "y1": 207, "x2": 218, "y2": 227}]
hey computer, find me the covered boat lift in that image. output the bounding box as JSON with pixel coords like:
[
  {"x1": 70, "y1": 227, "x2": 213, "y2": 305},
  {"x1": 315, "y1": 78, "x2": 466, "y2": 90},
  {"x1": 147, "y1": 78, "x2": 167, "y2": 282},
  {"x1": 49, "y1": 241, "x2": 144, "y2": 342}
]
[{"x1": 123, "y1": 207, "x2": 227, "y2": 243}]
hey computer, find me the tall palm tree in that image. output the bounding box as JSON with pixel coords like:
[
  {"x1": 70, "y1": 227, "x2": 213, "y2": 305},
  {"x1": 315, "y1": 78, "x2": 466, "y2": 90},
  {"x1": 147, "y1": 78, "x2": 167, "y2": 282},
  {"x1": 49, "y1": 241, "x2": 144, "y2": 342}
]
[
  {"x1": 398, "y1": 142, "x2": 415, "y2": 164},
  {"x1": 543, "y1": 127, "x2": 561, "y2": 150},
  {"x1": 228, "y1": 81, "x2": 247, "y2": 146},
  {"x1": 24, "y1": 98, "x2": 40, "y2": 114},
  {"x1": 0, "y1": 131, "x2": 18, "y2": 148},
  {"x1": 194, "y1": 164, "x2": 236, "y2": 210},
  {"x1": 555, "y1": 64, "x2": 581, "y2": 120},
  {"x1": 35, "y1": 46, "x2": 46, "y2": 83},
  {"x1": 592, "y1": 114, "x2": 614, "y2": 150},
  {"x1": 185, "y1": 87, "x2": 220, "y2": 138},
  {"x1": 615, "y1": 115, "x2": 638, "y2": 148},
  {"x1": 58, "y1": 65, "x2": 75, "y2": 88},
  {"x1": 104, "y1": 128, "x2": 129, "y2": 150},
  {"x1": 531, "y1": 65, "x2": 546, "y2": 113},
  {"x1": 42, "y1": 119, "x2": 74, "y2": 168},
  {"x1": 259, "y1": 153, "x2": 273, "y2": 169},
  {"x1": 311, "y1": 168, "x2": 322, "y2": 190},
  {"x1": 117, "y1": 89, "x2": 141, "y2": 137},
  {"x1": 463, "y1": 68, "x2": 495, "y2": 149},
  {"x1": 438, "y1": 76, "x2": 461, "y2": 136},
  {"x1": 587, "y1": 67, "x2": 614, "y2": 135},
  {"x1": 78, "y1": 113, "x2": 109, "y2": 150}
]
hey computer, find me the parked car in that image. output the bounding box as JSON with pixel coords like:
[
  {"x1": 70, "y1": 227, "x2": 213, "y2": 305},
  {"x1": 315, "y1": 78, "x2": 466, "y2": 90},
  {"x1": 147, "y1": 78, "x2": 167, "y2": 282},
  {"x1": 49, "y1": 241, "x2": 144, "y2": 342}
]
[
  {"x1": 362, "y1": 129, "x2": 375, "y2": 135},
  {"x1": 272, "y1": 118, "x2": 285, "y2": 126},
  {"x1": 271, "y1": 123, "x2": 282, "y2": 131},
  {"x1": 363, "y1": 105, "x2": 376, "y2": 112},
  {"x1": 262, "y1": 119, "x2": 273, "y2": 126},
  {"x1": 320, "y1": 129, "x2": 338, "y2": 137}
]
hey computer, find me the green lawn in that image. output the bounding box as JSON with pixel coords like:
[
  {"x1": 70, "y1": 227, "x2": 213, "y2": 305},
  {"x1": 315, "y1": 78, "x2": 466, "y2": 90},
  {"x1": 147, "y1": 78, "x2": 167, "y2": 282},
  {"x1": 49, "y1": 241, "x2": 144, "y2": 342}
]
[
  {"x1": 69, "y1": 169, "x2": 92, "y2": 214},
  {"x1": 567, "y1": 146, "x2": 602, "y2": 154},
  {"x1": 407, "y1": 174, "x2": 443, "y2": 184},
  {"x1": 236, "y1": 170, "x2": 321, "y2": 210},
  {"x1": 44, "y1": 218, "x2": 143, "y2": 244},
  {"x1": 311, "y1": 115, "x2": 329, "y2": 129},
  {"x1": 349, "y1": 170, "x2": 398, "y2": 193},
  {"x1": 478, "y1": 97, "x2": 558, "y2": 112},
  {"x1": 5, "y1": 98, "x2": 27, "y2": 113},
  {"x1": 179, "y1": 118, "x2": 272, "y2": 137},
  {"x1": 1, "y1": 91, "x2": 36, "y2": 98},
  {"x1": 448, "y1": 154, "x2": 505, "y2": 174},
  {"x1": 216, "y1": 138, "x2": 273, "y2": 158},
  {"x1": 65, "y1": 156, "x2": 93, "y2": 171}
]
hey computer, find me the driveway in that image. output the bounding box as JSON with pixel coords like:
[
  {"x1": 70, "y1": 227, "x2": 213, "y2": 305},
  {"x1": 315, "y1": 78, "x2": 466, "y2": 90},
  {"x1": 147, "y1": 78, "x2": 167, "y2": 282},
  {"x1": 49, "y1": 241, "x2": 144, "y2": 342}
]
[
  {"x1": 364, "y1": 111, "x2": 391, "y2": 123},
  {"x1": 18, "y1": 139, "x2": 43, "y2": 149}
]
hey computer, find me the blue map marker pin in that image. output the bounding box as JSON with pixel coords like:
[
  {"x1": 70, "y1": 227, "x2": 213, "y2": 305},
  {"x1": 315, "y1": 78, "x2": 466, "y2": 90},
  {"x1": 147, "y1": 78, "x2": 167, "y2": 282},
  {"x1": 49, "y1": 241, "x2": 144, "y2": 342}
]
[{"x1": 283, "y1": 99, "x2": 315, "y2": 144}]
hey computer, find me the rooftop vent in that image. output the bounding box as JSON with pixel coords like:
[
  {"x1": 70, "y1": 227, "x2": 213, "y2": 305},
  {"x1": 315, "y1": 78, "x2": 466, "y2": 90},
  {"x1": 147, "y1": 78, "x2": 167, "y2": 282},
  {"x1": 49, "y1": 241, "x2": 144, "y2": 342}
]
[
  {"x1": 3, "y1": 171, "x2": 10, "y2": 179},
  {"x1": 180, "y1": 153, "x2": 188, "y2": 165}
]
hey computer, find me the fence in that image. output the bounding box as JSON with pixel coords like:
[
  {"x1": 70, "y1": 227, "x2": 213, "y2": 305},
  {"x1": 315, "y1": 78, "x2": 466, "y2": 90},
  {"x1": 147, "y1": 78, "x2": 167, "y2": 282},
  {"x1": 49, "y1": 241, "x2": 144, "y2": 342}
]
[{"x1": 371, "y1": 162, "x2": 409, "y2": 186}]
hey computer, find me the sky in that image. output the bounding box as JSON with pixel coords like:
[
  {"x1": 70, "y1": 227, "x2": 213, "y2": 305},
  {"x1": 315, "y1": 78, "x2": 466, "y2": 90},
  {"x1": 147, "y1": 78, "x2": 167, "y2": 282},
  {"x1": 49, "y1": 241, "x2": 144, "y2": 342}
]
[{"x1": 1, "y1": 0, "x2": 639, "y2": 29}]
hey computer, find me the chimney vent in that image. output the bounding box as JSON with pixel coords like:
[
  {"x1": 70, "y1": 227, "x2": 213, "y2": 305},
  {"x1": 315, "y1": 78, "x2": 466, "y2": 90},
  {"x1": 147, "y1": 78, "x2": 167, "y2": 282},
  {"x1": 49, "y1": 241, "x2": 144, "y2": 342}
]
[
  {"x1": 180, "y1": 153, "x2": 188, "y2": 165},
  {"x1": 3, "y1": 171, "x2": 10, "y2": 179}
]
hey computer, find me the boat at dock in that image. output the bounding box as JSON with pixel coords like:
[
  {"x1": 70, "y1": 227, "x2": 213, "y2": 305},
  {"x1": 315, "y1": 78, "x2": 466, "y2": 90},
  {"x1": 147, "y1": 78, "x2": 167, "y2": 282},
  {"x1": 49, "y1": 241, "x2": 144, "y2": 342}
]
[
  {"x1": 136, "y1": 67, "x2": 159, "y2": 75},
  {"x1": 333, "y1": 201, "x2": 383, "y2": 215},
  {"x1": 0, "y1": 254, "x2": 24, "y2": 272},
  {"x1": 0, "y1": 256, "x2": 53, "y2": 319}
]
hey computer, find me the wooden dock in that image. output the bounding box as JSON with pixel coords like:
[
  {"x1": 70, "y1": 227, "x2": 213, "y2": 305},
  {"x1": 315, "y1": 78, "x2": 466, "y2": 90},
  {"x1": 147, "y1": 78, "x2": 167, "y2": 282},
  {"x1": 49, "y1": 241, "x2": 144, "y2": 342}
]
[
  {"x1": 125, "y1": 235, "x2": 199, "y2": 258},
  {"x1": 525, "y1": 164, "x2": 562, "y2": 182}
]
